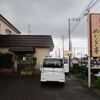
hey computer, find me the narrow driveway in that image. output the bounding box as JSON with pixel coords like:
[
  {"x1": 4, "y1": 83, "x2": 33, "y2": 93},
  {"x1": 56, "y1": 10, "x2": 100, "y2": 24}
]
[{"x1": 0, "y1": 74, "x2": 99, "y2": 100}]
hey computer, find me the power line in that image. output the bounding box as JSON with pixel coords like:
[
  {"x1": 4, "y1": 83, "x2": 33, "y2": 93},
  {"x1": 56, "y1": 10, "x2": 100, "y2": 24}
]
[
  {"x1": 70, "y1": 0, "x2": 99, "y2": 34},
  {"x1": 69, "y1": 0, "x2": 100, "y2": 39},
  {"x1": 91, "y1": 0, "x2": 100, "y2": 12},
  {"x1": 72, "y1": 18, "x2": 87, "y2": 37},
  {"x1": 69, "y1": 0, "x2": 94, "y2": 32}
]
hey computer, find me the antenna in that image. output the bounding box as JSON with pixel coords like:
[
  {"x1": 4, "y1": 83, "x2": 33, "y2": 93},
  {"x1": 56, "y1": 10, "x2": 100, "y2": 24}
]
[{"x1": 28, "y1": 24, "x2": 31, "y2": 35}]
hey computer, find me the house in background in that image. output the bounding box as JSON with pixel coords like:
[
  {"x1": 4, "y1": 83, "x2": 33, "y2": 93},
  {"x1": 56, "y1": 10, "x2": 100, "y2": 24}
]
[
  {"x1": 0, "y1": 14, "x2": 21, "y2": 35},
  {"x1": 0, "y1": 14, "x2": 21, "y2": 56},
  {"x1": 0, "y1": 35, "x2": 54, "y2": 72},
  {"x1": 0, "y1": 15, "x2": 54, "y2": 74}
]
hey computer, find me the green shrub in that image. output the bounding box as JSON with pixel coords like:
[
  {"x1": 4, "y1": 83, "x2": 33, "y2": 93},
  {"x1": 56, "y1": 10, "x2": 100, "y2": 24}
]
[
  {"x1": 71, "y1": 64, "x2": 88, "y2": 79},
  {"x1": 32, "y1": 57, "x2": 37, "y2": 66},
  {"x1": 21, "y1": 66, "x2": 32, "y2": 72},
  {"x1": 0, "y1": 53, "x2": 12, "y2": 69},
  {"x1": 72, "y1": 64, "x2": 79, "y2": 74},
  {"x1": 93, "y1": 77, "x2": 100, "y2": 88},
  {"x1": 17, "y1": 62, "x2": 26, "y2": 72}
]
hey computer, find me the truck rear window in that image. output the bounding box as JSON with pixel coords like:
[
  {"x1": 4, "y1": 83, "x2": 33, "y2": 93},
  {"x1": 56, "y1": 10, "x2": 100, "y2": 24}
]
[{"x1": 43, "y1": 58, "x2": 63, "y2": 68}]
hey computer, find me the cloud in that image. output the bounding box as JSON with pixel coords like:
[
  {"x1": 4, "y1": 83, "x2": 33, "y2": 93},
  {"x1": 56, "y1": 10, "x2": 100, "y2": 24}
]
[{"x1": 0, "y1": 0, "x2": 91, "y2": 38}]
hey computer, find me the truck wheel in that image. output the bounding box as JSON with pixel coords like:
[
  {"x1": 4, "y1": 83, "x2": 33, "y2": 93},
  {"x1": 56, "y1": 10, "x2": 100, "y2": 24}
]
[
  {"x1": 41, "y1": 82, "x2": 45, "y2": 86},
  {"x1": 61, "y1": 82, "x2": 64, "y2": 87}
]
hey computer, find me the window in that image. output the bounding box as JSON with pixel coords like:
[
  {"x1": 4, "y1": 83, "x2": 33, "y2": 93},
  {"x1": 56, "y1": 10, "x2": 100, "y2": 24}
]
[
  {"x1": 23, "y1": 57, "x2": 26, "y2": 61},
  {"x1": 5, "y1": 29, "x2": 12, "y2": 35},
  {"x1": 43, "y1": 58, "x2": 64, "y2": 68}
]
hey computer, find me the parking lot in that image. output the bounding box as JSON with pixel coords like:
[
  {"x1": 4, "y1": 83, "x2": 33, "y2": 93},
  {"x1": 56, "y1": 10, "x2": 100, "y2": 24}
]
[{"x1": 0, "y1": 74, "x2": 100, "y2": 100}]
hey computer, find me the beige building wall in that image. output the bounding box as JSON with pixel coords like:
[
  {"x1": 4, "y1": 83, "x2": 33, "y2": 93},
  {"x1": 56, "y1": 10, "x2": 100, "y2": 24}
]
[
  {"x1": 0, "y1": 48, "x2": 11, "y2": 53},
  {"x1": 0, "y1": 20, "x2": 17, "y2": 35},
  {"x1": 0, "y1": 47, "x2": 51, "y2": 71},
  {"x1": 35, "y1": 48, "x2": 50, "y2": 69}
]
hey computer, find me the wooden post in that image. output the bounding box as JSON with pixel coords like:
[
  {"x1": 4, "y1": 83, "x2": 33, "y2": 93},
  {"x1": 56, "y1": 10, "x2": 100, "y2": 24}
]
[{"x1": 87, "y1": 15, "x2": 91, "y2": 88}]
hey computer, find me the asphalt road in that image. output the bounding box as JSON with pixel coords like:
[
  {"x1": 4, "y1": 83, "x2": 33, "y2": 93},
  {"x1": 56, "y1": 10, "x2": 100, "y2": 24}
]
[{"x1": 0, "y1": 74, "x2": 100, "y2": 100}]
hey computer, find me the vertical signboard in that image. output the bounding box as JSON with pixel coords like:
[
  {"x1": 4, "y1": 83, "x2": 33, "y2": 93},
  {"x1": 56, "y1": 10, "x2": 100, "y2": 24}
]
[
  {"x1": 89, "y1": 13, "x2": 100, "y2": 57},
  {"x1": 88, "y1": 13, "x2": 100, "y2": 88}
]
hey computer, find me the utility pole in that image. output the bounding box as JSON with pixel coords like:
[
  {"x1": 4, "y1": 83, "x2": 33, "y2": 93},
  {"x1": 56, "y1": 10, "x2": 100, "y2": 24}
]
[
  {"x1": 81, "y1": 50, "x2": 82, "y2": 58},
  {"x1": 61, "y1": 35, "x2": 64, "y2": 59},
  {"x1": 73, "y1": 48, "x2": 75, "y2": 57},
  {"x1": 87, "y1": 15, "x2": 91, "y2": 88},
  {"x1": 68, "y1": 19, "x2": 72, "y2": 68},
  {"x1": 58, "y1": 48, "x2": 60, "y2": 58},
  {"x1": 68, "y1": 18, "x2": 80, "y2": 67},
  {"x1": 55, "y1": 51, "x2": 57, "y2": 57}
]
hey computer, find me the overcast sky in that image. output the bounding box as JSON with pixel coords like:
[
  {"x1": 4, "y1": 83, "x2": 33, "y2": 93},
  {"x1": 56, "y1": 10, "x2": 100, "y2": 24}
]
[
  {"x1": 0, "y1": 0, "x2": 100, "y2": 57},
  {"x1": 0, "y1": 0, "x2": 91, "y2": 37}
]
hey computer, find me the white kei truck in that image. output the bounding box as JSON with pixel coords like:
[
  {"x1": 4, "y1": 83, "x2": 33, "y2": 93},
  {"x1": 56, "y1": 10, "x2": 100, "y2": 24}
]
[{"x1": 40, "y1": 57, "x2": 65, "y2": 86}]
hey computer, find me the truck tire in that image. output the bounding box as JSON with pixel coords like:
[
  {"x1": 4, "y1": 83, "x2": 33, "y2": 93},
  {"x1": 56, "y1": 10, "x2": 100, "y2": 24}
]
[
  {"x1": 40, "y1": 82, "x2": 45, "y2": 86},
  {"x1": 61, "y1": 82, "x2": 64, "y2": 87}
]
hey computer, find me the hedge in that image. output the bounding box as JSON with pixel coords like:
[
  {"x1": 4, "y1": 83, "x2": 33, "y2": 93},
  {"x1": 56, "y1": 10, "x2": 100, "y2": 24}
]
[{"x1": 0, "y1": 53, "x2": 12, "y2": 69}]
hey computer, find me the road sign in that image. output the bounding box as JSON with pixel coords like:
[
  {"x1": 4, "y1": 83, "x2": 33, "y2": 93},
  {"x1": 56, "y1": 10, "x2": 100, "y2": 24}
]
[{"x1": 64, "y1": 50, "x2": 73, "y2": 56}]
